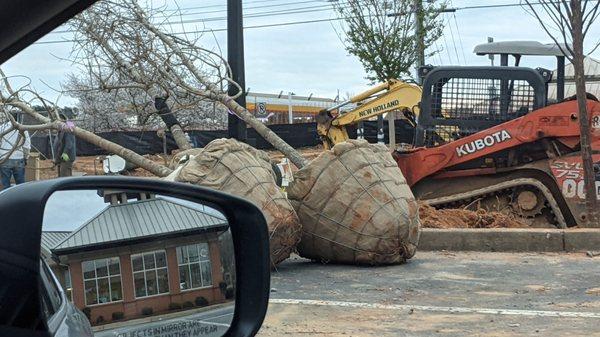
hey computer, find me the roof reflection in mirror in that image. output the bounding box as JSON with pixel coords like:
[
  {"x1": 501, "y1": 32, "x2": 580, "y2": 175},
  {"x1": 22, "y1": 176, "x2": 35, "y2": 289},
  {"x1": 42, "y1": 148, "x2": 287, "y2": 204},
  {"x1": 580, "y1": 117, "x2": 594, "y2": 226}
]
[{"x1": 41, "y1": 189, "x2": 235, "y2": 337}]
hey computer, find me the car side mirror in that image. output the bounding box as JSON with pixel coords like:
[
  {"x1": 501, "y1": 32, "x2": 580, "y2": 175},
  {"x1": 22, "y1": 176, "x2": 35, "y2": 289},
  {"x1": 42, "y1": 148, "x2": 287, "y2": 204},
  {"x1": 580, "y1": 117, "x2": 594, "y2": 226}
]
[{"x1": 0, "y1": 177, "x2": 270, "y2": 337}]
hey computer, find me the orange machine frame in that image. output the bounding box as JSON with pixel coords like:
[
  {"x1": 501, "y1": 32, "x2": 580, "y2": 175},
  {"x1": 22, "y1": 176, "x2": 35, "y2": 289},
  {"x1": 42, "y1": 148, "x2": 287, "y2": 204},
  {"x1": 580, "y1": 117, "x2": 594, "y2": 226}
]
[{"x1": 395, "y1": 100, "x2": 600, "y2": 187}]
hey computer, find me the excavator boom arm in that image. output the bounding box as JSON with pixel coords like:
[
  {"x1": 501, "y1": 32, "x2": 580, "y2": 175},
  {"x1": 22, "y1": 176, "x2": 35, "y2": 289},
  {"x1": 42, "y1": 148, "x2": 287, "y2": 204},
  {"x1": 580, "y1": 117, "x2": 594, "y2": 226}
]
[
  {"x1": 317, "y1": 79, "x2": 422, "y2": 149},
  {"x1": 332, "y1": 80, "x2": 422, "y2": 126}
]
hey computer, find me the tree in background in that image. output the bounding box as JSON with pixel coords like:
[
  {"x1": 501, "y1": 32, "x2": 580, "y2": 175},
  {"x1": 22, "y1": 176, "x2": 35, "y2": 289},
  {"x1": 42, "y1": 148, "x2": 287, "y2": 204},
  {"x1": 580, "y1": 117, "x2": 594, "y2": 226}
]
[
  {"x1": 333, "y1": 0, "x2": 446, "y2": 82},
  {"x1": 64, "y1": 74, "x2": 227, "y2": 133},
  {"x1": 63, "y1": 74, "x2": 151, "y2": 132},
  {"x1": 524, "y1": 0, "x2": 600, "y2": 226}
]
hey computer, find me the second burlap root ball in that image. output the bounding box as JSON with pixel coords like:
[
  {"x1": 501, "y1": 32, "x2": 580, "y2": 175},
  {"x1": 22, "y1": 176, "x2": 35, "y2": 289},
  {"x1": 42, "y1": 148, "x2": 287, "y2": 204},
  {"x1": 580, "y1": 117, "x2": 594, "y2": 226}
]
[
  {"x1": 171, "y1": 138, "x2": 302, "y2": 266},
  {"x1": 287, "y1": 139, "x2": 421, "y2": 265}
]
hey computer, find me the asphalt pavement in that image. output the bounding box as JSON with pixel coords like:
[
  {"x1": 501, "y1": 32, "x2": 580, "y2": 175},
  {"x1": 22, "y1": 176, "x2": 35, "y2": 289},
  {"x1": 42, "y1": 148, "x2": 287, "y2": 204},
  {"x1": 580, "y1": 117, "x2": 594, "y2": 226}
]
[{"x1": 260, "y1": 252, "x2": 600, "y2": 336}]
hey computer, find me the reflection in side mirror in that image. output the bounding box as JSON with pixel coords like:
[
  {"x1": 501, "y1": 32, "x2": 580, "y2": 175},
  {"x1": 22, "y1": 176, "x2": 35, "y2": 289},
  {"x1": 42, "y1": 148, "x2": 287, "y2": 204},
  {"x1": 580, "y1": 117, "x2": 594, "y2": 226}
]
[{"x1": 41, "y1": 189, "x2": 235, "y2": 337}]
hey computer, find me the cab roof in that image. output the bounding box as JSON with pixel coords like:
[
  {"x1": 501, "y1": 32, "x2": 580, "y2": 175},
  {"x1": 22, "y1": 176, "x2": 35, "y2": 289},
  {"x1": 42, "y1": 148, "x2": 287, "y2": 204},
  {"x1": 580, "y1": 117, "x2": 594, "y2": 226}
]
[{"x1": 474, "y1": 40, "x2": 571, "y2": 57}]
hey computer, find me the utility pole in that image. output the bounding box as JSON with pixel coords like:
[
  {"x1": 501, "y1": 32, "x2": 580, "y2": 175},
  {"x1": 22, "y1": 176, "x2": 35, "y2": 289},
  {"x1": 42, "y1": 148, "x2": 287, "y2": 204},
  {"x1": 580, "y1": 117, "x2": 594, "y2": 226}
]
[
  {"x1": 385, "y1": 1, "x2": 453, "y2": 150},
  {"x1": 385, "y1": 0, "x2": 425, "y2": 150},
  {"x1": 227, "y1": 0, "x2": 247, "y2": 141},
  {"x1": 389, "y1": 0, "x2": 425, "y2": 151}
]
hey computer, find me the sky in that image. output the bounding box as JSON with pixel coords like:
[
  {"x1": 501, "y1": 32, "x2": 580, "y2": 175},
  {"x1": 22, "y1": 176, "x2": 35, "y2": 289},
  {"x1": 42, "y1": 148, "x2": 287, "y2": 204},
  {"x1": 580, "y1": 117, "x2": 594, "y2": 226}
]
[
  {"x1": 43, "y1": 190, "x2": 108, "y2": 231},
  {"x1": 2, "y1": 0, "x2": 600, "y2": 106},
  {"x1": 43, "y1": 190, "x2": 226, "y2": 232}
]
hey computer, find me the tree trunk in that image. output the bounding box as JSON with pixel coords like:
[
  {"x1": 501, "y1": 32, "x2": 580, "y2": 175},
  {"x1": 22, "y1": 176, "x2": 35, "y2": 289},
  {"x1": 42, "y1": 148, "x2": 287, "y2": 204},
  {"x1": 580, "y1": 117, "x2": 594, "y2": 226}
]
[
  {"x1": 71, "y1": 126, "x2": 173, "y2": 177},
  {"x1": 217, "y1": 92, "x2": 308, "y2": 169},
  {"x1": 16, "y1": 103, "x2": 173, "y2": 177},
  {"x1": 154, "y1": 96, "x2": 192, "y2": 151},
  {"x1": 170, "y1": 124, "x2": 192, "y2": 151},
  {"x1": 571, "y1": 0, "x2": 599, "y2": 226}
]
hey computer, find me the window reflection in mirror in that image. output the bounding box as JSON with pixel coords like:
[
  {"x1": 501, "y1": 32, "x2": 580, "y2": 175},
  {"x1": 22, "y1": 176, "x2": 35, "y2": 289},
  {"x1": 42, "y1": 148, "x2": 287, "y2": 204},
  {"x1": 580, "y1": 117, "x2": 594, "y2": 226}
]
[{"x1": 42, "y1": 189, "x2": 235, "y2": 337}]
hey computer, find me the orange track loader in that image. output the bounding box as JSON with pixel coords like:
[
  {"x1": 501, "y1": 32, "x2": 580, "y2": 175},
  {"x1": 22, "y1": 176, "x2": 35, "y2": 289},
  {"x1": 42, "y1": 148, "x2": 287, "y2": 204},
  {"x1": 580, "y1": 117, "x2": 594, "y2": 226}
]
[
  {"x1": 316, "y1": 42, "x2": 600, "y2": 227},
  {"x1": 392, "y1": 61, "x2": 600, "y2": 227},
  {"x1": 318, "y1": 66, "x2": 599, "y2": 227},
  {"x1": 395, "y1": 95, "x2": 599, "y2": 228}
]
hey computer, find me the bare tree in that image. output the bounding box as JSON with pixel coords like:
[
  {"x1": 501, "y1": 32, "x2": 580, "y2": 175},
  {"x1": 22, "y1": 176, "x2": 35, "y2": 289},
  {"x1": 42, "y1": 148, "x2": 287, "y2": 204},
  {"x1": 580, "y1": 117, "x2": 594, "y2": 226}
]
[
  {"x1": 64, "y1": 75, "x2": 151, "y2": 132},
  {"x1": 68, "y1": 0, "x2": 307, "y2": 168},
  {"x1": 0, "y1": 68, "x2": 172, "y2": 176},
  {"x1": 333, "y1": 0, "x2": 446, "y2": 82},
  {"x1": 2, "y1": 0, "x2": 310, "y2": 186},
  {"x1": 65, "y1": 71, "x2": 228, "y2": 133},
  {"x1": 523, "y1": 0, "x2": 600, "y2": 226}
]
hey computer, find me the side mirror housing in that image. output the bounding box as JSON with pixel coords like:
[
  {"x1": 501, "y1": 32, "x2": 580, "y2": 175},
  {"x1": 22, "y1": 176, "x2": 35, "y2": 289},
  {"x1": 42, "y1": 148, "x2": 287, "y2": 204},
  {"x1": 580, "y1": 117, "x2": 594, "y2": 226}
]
[{"x1": 0, "y1": 177, "x2": 270, "y2": 337}]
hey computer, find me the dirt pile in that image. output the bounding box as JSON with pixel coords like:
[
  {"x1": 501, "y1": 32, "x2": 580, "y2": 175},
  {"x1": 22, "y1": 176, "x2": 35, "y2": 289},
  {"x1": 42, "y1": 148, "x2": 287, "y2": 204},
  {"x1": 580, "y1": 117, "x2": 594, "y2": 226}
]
[
  {"x1": 287, "y1": 139, "x2": 420, "y2": 265},
  {"x1": 171, "y1": 138, "x2": 302, "y2": 266},
  {"x1": 419, "y1": 203, "x2": 528, "y2": 228}
]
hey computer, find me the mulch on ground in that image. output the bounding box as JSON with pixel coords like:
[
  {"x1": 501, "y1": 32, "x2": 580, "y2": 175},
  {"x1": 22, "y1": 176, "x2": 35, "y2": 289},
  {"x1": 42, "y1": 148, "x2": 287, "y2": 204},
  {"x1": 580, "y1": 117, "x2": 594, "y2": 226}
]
[{"x1": 419, "y1": 203, "x2": 528, "y2": 229}]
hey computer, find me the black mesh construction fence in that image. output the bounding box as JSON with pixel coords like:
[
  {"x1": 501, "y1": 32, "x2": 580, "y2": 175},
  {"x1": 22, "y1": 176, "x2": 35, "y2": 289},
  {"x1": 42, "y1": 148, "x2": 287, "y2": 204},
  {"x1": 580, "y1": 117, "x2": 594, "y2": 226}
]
[{"x1": 31, "y1": 120, "x2": 416, "y2": 158}]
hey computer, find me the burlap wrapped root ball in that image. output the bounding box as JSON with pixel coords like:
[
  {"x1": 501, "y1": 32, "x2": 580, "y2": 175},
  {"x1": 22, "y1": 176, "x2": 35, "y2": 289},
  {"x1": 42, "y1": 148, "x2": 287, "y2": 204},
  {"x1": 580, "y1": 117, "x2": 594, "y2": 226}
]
[
  {"x1": 171, "y1": 138, "x2": 301, "y2": 266},
  {"x1": 287, "y1": 139, "x2": 420, "y2": 265}
]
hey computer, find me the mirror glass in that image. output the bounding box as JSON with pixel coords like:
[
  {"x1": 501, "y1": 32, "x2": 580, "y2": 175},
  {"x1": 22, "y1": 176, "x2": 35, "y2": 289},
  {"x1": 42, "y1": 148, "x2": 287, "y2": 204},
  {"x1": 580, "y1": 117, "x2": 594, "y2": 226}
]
[{"x1": 42, "y1": 189, "x2": 235, "y2": 337}]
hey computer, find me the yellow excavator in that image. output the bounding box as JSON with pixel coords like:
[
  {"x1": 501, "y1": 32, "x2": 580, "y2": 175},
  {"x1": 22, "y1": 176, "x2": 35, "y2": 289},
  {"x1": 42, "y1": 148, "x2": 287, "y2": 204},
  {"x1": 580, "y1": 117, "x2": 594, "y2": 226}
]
[{"x1": 316, "y1": 79, "x2": 423, "y2": 149}]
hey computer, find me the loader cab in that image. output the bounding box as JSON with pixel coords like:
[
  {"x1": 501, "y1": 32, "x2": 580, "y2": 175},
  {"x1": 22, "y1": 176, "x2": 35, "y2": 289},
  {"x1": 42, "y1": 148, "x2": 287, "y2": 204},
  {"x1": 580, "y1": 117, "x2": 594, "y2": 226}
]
[
  {"x1": 414, "y1": 41, "x2": 568, "y2": 149},
  {"x1": 414, "y1": 65, "x2": 548, "y2": 148}
]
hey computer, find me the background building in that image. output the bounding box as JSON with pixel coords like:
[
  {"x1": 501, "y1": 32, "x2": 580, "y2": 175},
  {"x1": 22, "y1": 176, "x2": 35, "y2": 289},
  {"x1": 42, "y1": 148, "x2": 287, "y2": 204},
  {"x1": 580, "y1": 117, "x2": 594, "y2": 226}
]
[
  {"x1": 42, "y1": 193, "x2": 232, "y2": 325},
  {"x1": 246, "y1": 92, "x2": 349, "y2": 124},
  {"x1": 548, "y1": 57, "x2": 600, "y2": 100}
]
